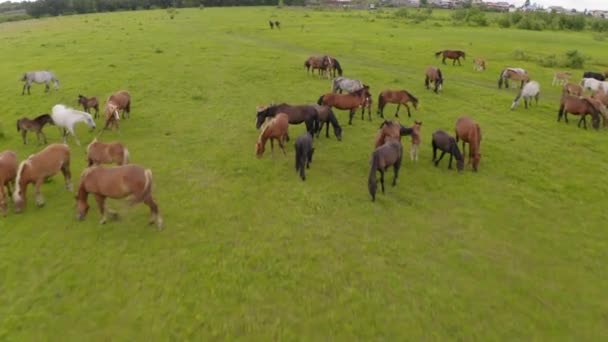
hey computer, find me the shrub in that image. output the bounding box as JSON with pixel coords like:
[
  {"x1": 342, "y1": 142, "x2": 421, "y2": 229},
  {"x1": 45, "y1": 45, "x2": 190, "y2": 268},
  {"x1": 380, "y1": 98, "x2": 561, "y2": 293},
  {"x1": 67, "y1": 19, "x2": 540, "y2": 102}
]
[
  {"x1": 497, "y1": 16, "x2": 511, "y2": 28},
  {"x1": 564, "y1": 50, "x2": 585, "y2": 69},
  {"x1": 394, "y1": 8, "x2": 408, "y2": 18}
]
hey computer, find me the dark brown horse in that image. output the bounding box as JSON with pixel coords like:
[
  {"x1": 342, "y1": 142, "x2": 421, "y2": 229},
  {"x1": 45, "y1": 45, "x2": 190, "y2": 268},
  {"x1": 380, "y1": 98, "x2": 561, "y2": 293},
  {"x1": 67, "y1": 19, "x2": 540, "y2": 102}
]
[
  {"x1": 377, "y1": 89, "x2": 419, "y2": 118},
  {"x1": 313, "y1": 105, "x2": 342, "y2": 140},
  {"x1": 435, "y1": 50, "x2": 466, "y2": 66},
  {"x1": 317, "y1": 87, "x2": 371, "y2": 125},
  {"x1": 431, "y1": 130, "x2": 464, "y2": 171},
  {"x1": 455, "y1": 116, "x2": 482, "y2": 172},
  {"x1": 16, "y1": 114, "x2": 54, "y2": 145},
  {"x1": 425, "y1": 67, "x2": 443, "y2": 94},
  {"x1": 255, "y1": 103, "x2": 318, "y2": 137},
  {"x1": 78, "y1": 95, "x2": 99, "y2": 118},
  {"x1": 304, "y1": 56, "x2": 332, "y2": 79},
  {"x1": 0, "y1": 151, "x2": 18, "y2": 216},
  {"x1": 368, "y1": 137, "x2": 402, "y2": 202},
  {"x1": 558, "y1": 95, "x2": 602, "y2": 130}
]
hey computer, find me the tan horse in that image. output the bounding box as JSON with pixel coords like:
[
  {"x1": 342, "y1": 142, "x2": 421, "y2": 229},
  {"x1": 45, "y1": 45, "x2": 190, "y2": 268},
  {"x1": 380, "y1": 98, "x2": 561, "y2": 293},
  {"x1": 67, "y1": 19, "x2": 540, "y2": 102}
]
[
  {"x1": 552, "y1": 72, "x2": 571, "y2": 86},
  {"x1": 76, "y1": 164, "x2": 162, "y2": 229},
  {"x1": 13, "y1": 143, "x2": 72, "y2": 212},
  {"x1": 256, "y1": 113, "x2": 289, "y2": 157},
  {"x1": 425, "y1": 67, "x2": 443, "y2": 94},
  {"x1": 86, "y1": 138, "x2": 130, "y2": 166},
  {"x1": 498, "y1": 68, "x2": 529, "y2": 89},
  {"x1": 473, "y1": 58, "x2": 486, "y2": 71},
  {"x1": 455, "y1": 116, "x2": 482, "y2": 172},
  {"x1": 304, "y1": 56, "x2": 332, "y2": 79},
  {"x1": 0, "y1": 151, "x2": 18, "y2": 216},
  {"x1": 410, "y1": 121, "x2": 422, "y2": 162},
  {"x1": 563, "y1": 82, "x2": 583, "y2": 97}
]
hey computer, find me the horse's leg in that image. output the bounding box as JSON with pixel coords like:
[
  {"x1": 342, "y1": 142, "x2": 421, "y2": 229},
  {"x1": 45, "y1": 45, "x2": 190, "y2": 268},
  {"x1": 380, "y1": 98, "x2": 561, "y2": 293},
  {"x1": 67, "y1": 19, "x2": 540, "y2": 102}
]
[
  {"x1": 395, "y1": 103, "x2": 401, "y2": 118},
  {"x1": 270, "y1": 138, "x2": 275, "y2": 156},
  {"x1": 21, "y1": 130, "x2": 27, "y2": 144},
  {"x1": 442, "y1": 56, "x2": 446, "y2": 65},
  {"x1": 93, "y1": 194, "x2": 109, "y2": 224},
  {"x1": 279, "y1": 137, "x2": 286, "y2": 156},
  {"x1": 34, "y1": 178, "x2": 45, "y2": 207},
  {"x1": 425, "y1": 76, "x2": 430, "y2": 90},
  {"x1": 379, "y1": 169, "x2": 385, "y2": 194},
  {"x1": 45, "y1": 82, "x2": 50, "y2": 92},
  {"x1": 448, "y1": 152, "x2": 454, "y2": 169},
  {"x1": 564, "y1": 111, "x2": 569, "y2": 123},
  {"x1": 68, "y1": 127, "x2": 81, "y2": 146},
  {"x1": 61, "y1": 161, "x2": 73, "y2": 192},
  {"x1": 326, "y1": 122, "x2": 330, "y2": 138},
  {"x1": 392, "y1": 159, "x2": 401, "y2": 186},
  {"x1": 406, "y1": 104, "x2": 412, "y2": 118},
  {"x1": 349, "y1": 109, "x2": 355, "y2": 125},
  {"x1": 435, "y1": 151, "x2": 446, "y2": 166},
  {"x1": 432, "y1": 142, "x2": 437, "y2": 162},
  {"x1": 143, "y1": 194, "x2": 162, "y2": 229}
]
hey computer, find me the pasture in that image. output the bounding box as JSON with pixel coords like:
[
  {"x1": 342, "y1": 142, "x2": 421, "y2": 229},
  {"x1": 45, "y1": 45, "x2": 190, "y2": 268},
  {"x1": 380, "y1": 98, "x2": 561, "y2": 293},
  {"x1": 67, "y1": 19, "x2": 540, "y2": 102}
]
[{"x1": 1, "y1": 7, "x2": 608, "y2": 339}]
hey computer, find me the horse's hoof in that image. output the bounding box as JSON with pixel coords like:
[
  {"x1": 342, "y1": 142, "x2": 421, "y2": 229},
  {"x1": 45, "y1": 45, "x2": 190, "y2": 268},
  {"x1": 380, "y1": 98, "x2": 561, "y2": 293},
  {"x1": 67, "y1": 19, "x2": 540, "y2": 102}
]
[
  {"x1": 99, "y1": 218, "x2": 107, "y2": 225},
  {"x1": 36, "y1": 201, "x2": 45, "y2": 208}
]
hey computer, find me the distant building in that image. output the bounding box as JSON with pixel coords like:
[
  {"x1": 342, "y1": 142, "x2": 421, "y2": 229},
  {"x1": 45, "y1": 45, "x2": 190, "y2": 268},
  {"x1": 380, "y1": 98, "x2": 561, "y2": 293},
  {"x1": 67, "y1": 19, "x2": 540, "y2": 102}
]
[
  {"x1": 547, "y1": 5, "x2": 567, "y2": 13},
  {"x1": 590, "y1": 10, "x2": 608, "y2": 18}
]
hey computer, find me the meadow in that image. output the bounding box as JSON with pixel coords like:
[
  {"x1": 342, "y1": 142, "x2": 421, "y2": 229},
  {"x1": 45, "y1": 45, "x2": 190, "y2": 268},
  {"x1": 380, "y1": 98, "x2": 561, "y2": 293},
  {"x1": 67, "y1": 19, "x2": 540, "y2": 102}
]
[{"x1": 1, "y1": 6, "x2": 608, "y2": 340}]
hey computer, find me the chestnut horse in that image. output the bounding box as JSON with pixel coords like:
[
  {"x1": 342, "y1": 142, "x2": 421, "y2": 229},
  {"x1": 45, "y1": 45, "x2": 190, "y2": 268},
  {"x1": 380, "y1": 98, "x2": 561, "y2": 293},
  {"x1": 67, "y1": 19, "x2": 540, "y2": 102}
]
[
  {"x1": 563, "y1": 82, "x2": 583, "y2": 97},
  {"x1": 317, "y1": 86, "x2": 371, "y2": 125},
  {"x1": 105, "y1": 90, "x2": 131, "y2": 119},
  {"x1": 368, "y1": 138, "x2": 402, "y2": 202},
  {"x1": 86, "y1": 138, "x2": 130, "y2": 166},
  {"x1": 78, "y1": 95, "x2": 100, "y2": 118},
  {"x1": 16, "y1": 113, "x2": 54, "y2": 145},
  {"x1": 435, "y1": 50, "x2": 465, "y2": 66},
  {"x1": 0, "y1": 151, "x2": 18, "y2": 216},
  {"x1": 13, "y1": 143, "x2": 72, "y2": 212},
  {"x1": 498, "y1": 68, "x2": 529, "y2": 89},
  {"x1": 377, "y1": 89, "x2": 419, "y2": 118},
  {"x1": 425, "y1": 67, "x2": 443, "y2": 94},
  {"x1": 455, "y1": 116, "x2": 482, "y2": 172},
  {"x1": 256, "y1": 113, "x2": 289, "y2": 157},
  {"x1": 76, "y1": 164, "x2": 163, "y2": 229},
  {"x1": 304, "y1": 56, "x2": 332, "y2": 79},
  {"x1": 473, "y1": 58, "x2": 486, "y2": 71},
  {"x1": 558, "y1": 95, "x2": 602, "y2": 130}
]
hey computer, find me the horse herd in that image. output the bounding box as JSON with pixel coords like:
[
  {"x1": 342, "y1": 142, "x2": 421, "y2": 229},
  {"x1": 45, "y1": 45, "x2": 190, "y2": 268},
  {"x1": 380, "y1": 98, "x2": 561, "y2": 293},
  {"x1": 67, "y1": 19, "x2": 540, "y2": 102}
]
[{"x1": 0, "y1": 76, "x2": 162, "y2": 228}]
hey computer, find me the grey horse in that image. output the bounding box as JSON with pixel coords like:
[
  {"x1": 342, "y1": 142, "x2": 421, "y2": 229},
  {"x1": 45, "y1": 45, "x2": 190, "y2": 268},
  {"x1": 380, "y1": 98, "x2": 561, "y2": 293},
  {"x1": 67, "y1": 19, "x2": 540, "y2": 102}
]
[
  {"x1": 21, "y1": 71, "x2": 59, "y2": 95},
  {"x1": 331, "y1": 77, "x2": 367, "y2": 94}
]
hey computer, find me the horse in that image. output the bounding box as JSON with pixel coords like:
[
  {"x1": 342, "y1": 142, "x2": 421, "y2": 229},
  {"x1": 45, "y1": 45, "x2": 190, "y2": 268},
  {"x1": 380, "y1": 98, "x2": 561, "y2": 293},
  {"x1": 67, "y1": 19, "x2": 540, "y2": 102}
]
[
  {"x1": 410, "y1": 121, "x2": 422, "y2": 162},
  {"x1": 498, "y1": 68, "x2": 529, "y2": 89},
  {"x1": 78, "y1": 95, "x2": 100, "y2": 118},
  {"x1": 317, "y1": 87, "x2": 371, "y2": 125},
  {"x1": 552, "y1": 72, "x2": 571, "y2": 86},
  {"x1": 563, "y1": 82, "x2": 583, "y2": 97},
  {"x1": 455, "y1": 116, "x2": 482, "y2": 172},
  {"x1": 331, "y1": 77, "x2": 366, "y2": 94},
  {"x1": 275, "y1": 21, "x2": 280, "y2": 29},
  {"x1": 255, "y1": 103, "x2": 318, "y2": 137},
  {"x1": 425, "y1": 67, "x2": 444, "y2": 94},
  {"x1": 20, "y1": 71, "x2": 59, "y2": 95},
  {"x1": 0, "y1": 151, "x2": 18, "y2": 216},
  {"x1": 328, "y1": 56, "x2": 343, "y2": 77},
  {"x1": 377, "y1": 89, "x2": 419, "y2": 118},
  {"x1": 294, "y1": 132, "x2": 314, "y2": 181},
  {"x1": 431, "y1": 130, "x2": 464, "y2": 171},
  {"x1": 583, "y1": 71, "x2": 606, "y2": 81},
  {"x1": 580, "y1": 78, "x2": 608, "y2": 95},
  {"x1": 268, "y1": 20, "x2": 274, "y2": 29},
  {"x1": 313, "y1": 105, "x2": 342, "y2": 141},
  {"x1": 558, "y1": 95, "x2": 602, "y2": 130},
  {"x1": 86, "y1": 138, "x2": 130, "y2": 167},
  {"x1": 373, "y1": 120, "x2": 414, "y2": 149},
  {"x1": 304, "y1": 56, "x2": 332, "y2": 79},
  {"x1": 13, "y1": 143, "x2": 72, "y2": 212},
  {"x1": 51, "y1": 104, "x2": 97, "y2": 146},
  {"x1": 16, "y1": 114, "x2": 54, "y2": 145},
  {"x1": 592, "y1": 91, "x2": 608, "y2": 127},
  {"x1": 256, "y1": 113, "x2": 289, "y2": 157},
  {"x1": 106, "y1": 90, "x2": 131, "y2": 119},
  {"x1": 435, "y1": 50, "x2": 466, "y2": 66},
  {"x1": 102, "y1": 102, "x2": 121, "y2": 133},
  {"x1": 473, "y1": 58, "x2": 486, "y2": 71},
  {"x1": 368, "y1": 138, "x2": 402, "y2": 202},
  {"x1": 511, "y1": 80, "x2": 540, "y2": 110},
  {"x1": 76, "y1": 164, "x2": 163, "y2": 229}
]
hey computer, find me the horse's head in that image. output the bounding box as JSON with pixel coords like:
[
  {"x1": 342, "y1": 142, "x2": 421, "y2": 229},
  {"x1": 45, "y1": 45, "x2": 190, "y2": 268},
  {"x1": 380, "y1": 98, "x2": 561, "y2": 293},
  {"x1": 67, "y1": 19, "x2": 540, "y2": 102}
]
[
  {"x1": 19, "y1": 73, "x2": 26, "y2": 82},
  {"x1": 81, "y1": 113, "x2": 96, "y2": 130},
  {"x1": 255, "y1": 141, "x2": 265, "y2": 158},
  {"x1": 76, "y1": 194, "x2": 90, "y2": 221},
  {"x1": 334, "y1": 125, "x2": 342, "y2": 141},
  {"x1": 255, "y1": 106, "x2": 269, "y2": 129}
]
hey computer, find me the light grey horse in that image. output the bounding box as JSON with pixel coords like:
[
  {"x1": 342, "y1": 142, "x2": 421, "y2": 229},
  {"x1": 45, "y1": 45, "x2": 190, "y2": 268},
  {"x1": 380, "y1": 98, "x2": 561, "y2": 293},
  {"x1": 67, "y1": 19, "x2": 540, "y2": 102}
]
[
  {"x1": 331, "y1": 77, "x2": 367, "y2": 94},
  {"x1": 21, "y1": 71, "x2": 59, "y2": 95}
]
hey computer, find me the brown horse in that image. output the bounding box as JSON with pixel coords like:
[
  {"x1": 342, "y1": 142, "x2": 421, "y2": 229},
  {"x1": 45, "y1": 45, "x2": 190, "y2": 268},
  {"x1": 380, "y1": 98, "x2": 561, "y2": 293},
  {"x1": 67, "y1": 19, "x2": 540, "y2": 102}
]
[
  {"x1": 16, "y1": 114, "x2": 54, "y2": 145},
  {"x1": 425, "y1": 67, "x2": 444, "y2": 94},
  {"x1": 86, "y1": 138, "x2": 130, "y2": 166},
  {"x1": 374, "y1": 120, "x2": 402, "y2": 149},
  {"x1": 105, "y1": 90, "x2": 131, "y2": 119},
  {"x1": 435, "y1": 50, "x2": 466, "y2": 66},
  {"x1": 498, "y1": 68, "x2": 529, "y2": 89},
  {"x1": 473, "y1": 58, "x2": 486, "y2": 71},
  {"x1": 455, "y1": 116, "x2": 482, "y2": 172},
  {"x1": 563, "y1": 82, "x2": 583, "y2": 97},
  {"x1": 558, "y1": 95, "x2": 602, "y2": 130},
  {"x1": 13, "y1": 143, "x2": 72, "y2": 212},
  {"x1": 76, "y1": 164, "x2": 162, "y2": 229},
  {"x1": 304, "y1": 56, "x2": 332, "y2": 79},
  {"x1": 78, "y1": 95, "x2": 99, "y2": 118},
  {"x1": 0, "y1": 151, "x2": 18, "y2": 216},
  {"x1": 432, "y1": 130, "x2": 464, "y2": 171},
  {"x1": 377, "y1": 89, "x2": 419, "y2": 118},
  {"x1": 255, "y1": 103, "x2": 319, "y2": 136},
  {"x1": 368, "y1": 137, "x2": 402, "y2": 202},
  {"x1": 256, "y1": 113, "x2": 289, "y2": 157},
  {"x1": 317, "y1": 86, "x2": 371, "y2": 125},
  {"x1": 410, "y1": 121, "x2": 422, "y2": 162},
  {"x1": 313, "y1": 105, "x2": 342, "y2": 140},
  {"x1": 592, "y1": 91, "x2": 608, "y2": 127}
]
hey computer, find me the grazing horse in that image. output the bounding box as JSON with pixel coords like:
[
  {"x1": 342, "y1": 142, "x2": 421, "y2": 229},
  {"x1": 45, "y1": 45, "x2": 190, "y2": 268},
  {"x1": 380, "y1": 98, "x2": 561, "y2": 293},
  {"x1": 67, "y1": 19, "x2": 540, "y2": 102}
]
[
  {"x1": 304, "y1": 56, "x2": 332, "y2": 79},
  {"x1": 583, "y1": 71, "x2": 606, "y2": 81},
  {"x1": 410, "y1": 121, "x2": 422, "y2": 162},
  {"x1": 377, "y1": 89, "x2": 419, "y2": 118},
  {"x1": 317, "y1": 87, "x2": 371, "y2": 125},
  {"x1": 580, "y1": 78, "x2": 608, "y2": 95},
  {"x1": 431, "y1": 130, "x2": 464, "y2": 171},
  {"x1": 558, "y1": 94, "x2": 602, "y2": 130},
  {"x1": 498, "y1": 68, "x2": 529, "y2": 89},
  {"x1": 473, "y1": 58, "x2": 486, "y2": 71},
  {"x1": 563, "y1": 82, "x2": 583, "y2": 97},
  {"x1": 256, "y1": 113, "x2": 289, "y2": 157},
  {"x1": 313, "y1": 105, "x2": 342, "y2": 141},
  {"x1": 86, "y1": 138, "x2": 130, "y2": 167},
  {"x1": 455, "y1": 116, "x2": 482, "y2": 172},
  {"x1": 425, "y1": 67, "x2": 443, "y2": 94},
  {"x1": 76, "y1": 164, "x2": 163, "y2": 229},
  {"x1": 374, "y1": 120, "x2": 410, "y2": 149},
  {"x1": 106, "y1": 90, "x2": 131, "y2": 119},
  {"x1": 16, "y1": 114, "x2": 54, "y2": 145},
  {"x1": 592, "y1": 91, "x2": 608, "y2": 127},
  {"x1": 13, "y1": 143, "x2": 72, "y2": 212},
  {"x1": 294, "y1": 132, "x2": 315, "y2": 181},
  {"x1": 78, "y1": 95, "x2": 100, "y2": 118},
  {"x1": 0, "y1": 151, "x2": 18, "y2": 216},
  {"x1": 552, "y1": 72, "x2": 571, "y2": 86},
  {"x1": 331, "y1": 77, "x2": 366, "y2": 94},
  {"x1": 256, "y1": 103, "x2": 318, "y2": 137},
  {"x1": 327, "y1": 56, "x2": 343, "y2": 78},
  {"x1": 511, "y1": 80, "x2": 540, "y2": 110},
  {"x1": 435, "y1": 50, "x2": 466, "y2": 66},
  {"x1": 368, "y1": 138, "x2": 402, "y2": 202},
  {"x1": 51, "y1": 104, "x2": 97, "y2": 146},
  {"x1": 20, "y1": 71, "x2": 59, "y2": 95}
]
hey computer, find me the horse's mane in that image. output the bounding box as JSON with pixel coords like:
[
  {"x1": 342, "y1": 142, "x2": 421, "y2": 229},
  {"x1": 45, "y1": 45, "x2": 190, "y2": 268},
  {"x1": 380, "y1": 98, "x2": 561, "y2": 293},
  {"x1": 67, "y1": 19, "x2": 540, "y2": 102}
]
[
  {"x1": 13, "y1": 159, "x2": 31, "y2": 202},
  {"x1": 402, "y1": 90, "x2": 418, "y2": 104}
]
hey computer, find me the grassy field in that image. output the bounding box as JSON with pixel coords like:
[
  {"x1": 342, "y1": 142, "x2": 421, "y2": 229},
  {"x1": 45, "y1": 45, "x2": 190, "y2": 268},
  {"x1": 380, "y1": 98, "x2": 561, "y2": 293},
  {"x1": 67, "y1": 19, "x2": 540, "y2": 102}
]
[{"x1": 1, "y1": 7, "x2": 608, "y2": 340}]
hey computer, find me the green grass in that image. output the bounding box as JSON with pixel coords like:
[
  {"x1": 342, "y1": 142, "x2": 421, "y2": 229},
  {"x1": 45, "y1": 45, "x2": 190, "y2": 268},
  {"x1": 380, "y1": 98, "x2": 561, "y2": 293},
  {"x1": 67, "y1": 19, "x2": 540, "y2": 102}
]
[{"x1": 1, "y1": 7, "x2": 608, "y2": 340}]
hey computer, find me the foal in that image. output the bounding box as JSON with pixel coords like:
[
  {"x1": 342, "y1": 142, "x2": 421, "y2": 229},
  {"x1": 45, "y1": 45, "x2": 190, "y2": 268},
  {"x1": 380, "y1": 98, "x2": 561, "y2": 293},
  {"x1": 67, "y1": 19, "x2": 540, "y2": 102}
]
[
  {"x1": 425, "y1": 67, "x2": 443, "y2": 94},
  {"x1": 431, "y1": 130, "x2": 464, "y2": 171},
  {"x1": 78, "y1": 95, "x2": 100, "y2": 118},
  {"x1": 410, "y1": 121, "x2": 422, "y2": 162},
  {"x1": 473, "y1": 58, "x2": 486, "y2": 71},
  {"x1": 13, "y1": 143, "x2": 72, "y2": 212},
  {"x1": 294, "y1": 132, "x2": 315, "y2": 181},
  {"x1": 16, "y1": 113, "x2": 54, "y2": 145},
  {"x1": 368, "y1": 137, "x2": 403, "y2": 202},
  {"x1": 76, "y1": 164, "x2": 163, "y2": 229},
  {"x1": 0, "y1": 151, "x2": 18, "y2": 216},
  {"x1": 256, "y1": 113, "x2": 289, "y2": 157},
  {"x1": 455, "y1": 116, "x2": 482, "y2": 172},
  {"x1": 86, "y1": 138, "x2": 130, "y2": 166}
]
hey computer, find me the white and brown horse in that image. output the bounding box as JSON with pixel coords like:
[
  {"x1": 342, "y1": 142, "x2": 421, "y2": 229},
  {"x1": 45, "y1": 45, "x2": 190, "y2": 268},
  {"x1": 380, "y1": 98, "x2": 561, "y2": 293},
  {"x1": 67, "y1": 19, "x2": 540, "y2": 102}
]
[
  {"x1": 0, "y1": 151, "x2": 18, "y2": 216},
  {"x1": 498, "y1": 68, "x2": 529, "y2": 89},
  {"x1": 86, "y1": 138, "x2": 130, "y2": 166}
]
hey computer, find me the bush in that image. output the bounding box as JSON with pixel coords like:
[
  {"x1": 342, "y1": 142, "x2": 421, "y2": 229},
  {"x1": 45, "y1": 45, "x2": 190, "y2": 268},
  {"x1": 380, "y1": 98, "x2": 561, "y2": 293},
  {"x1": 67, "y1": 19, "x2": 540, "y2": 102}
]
[
  {"x1": 497, "y1": 15, "x2": 511, "y2": 28},
  {"x1": 564, "y1": 50, "x2": 585, "y2": 69},
  {"x1": 394, "y1": 8, "x2": 408, "y2": 18}
]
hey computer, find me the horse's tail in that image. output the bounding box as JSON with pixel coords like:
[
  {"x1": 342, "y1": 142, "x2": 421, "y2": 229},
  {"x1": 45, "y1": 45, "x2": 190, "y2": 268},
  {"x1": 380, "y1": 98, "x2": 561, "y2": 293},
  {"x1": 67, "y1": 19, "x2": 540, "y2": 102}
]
[
  {"x1": 368, "y1": 152, "x2": 379, "y2": 201},
  {"x1": 498, "y1": 69, "x2": 506, "y2": 88},
  {"x1": 435, "y1": 51, "x2": 443, "y2": 58},
  {"x1": 317, "y1": 95, "x2": 324, "y2": 105},
  {"x1": 13, "y1": 160, "x2": 29, "y2": 203},
  {"x1": 436, "y1": 68, "x2": 443, "y2": 83},
  {"x1": 123, "y1": 148, "x2": 130, "y2": 165},
  {"x1": 130, "y1": 168, "x2": 153, "y2": 206}
]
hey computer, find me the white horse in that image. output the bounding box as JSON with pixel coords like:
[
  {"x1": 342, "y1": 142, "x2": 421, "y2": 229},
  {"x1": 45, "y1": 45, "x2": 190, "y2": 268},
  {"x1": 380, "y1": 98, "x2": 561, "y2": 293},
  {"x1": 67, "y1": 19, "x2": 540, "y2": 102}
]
[
  {"x1": 511, "y1": 80, "x2": 540, "y2": 110},
  {"x1": 51, "y1": 104, "x2": 96, "y2": 146},
  {"x1": 21, "y1": 71, "x2": 59, "y2": 95},
  {"x1": 580, "y1": 78, "x2": 608, "y2": 95}
]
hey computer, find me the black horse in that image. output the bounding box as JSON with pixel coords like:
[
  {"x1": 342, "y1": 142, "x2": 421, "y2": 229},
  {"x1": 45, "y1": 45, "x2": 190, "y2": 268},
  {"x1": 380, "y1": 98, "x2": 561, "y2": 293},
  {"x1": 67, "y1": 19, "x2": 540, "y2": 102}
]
[
  {"x1": 368, "y1": 139, "x2": 402, "y2": 202},
  {"x1": 431, "y1": 130, "x2": 464, "y2": 171},
  {"x1": 583, "y1": 71, "x2": 606, "y2": 81},
  {"x1": 295, "y1": 132, "x2": 314, "y2": 181},
  {"x1": 256, "y1": 103, "x2": 319, "y2": 139},
  {"x1": 314, "y1": 105, "x2": 342, "y2": 141}
]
